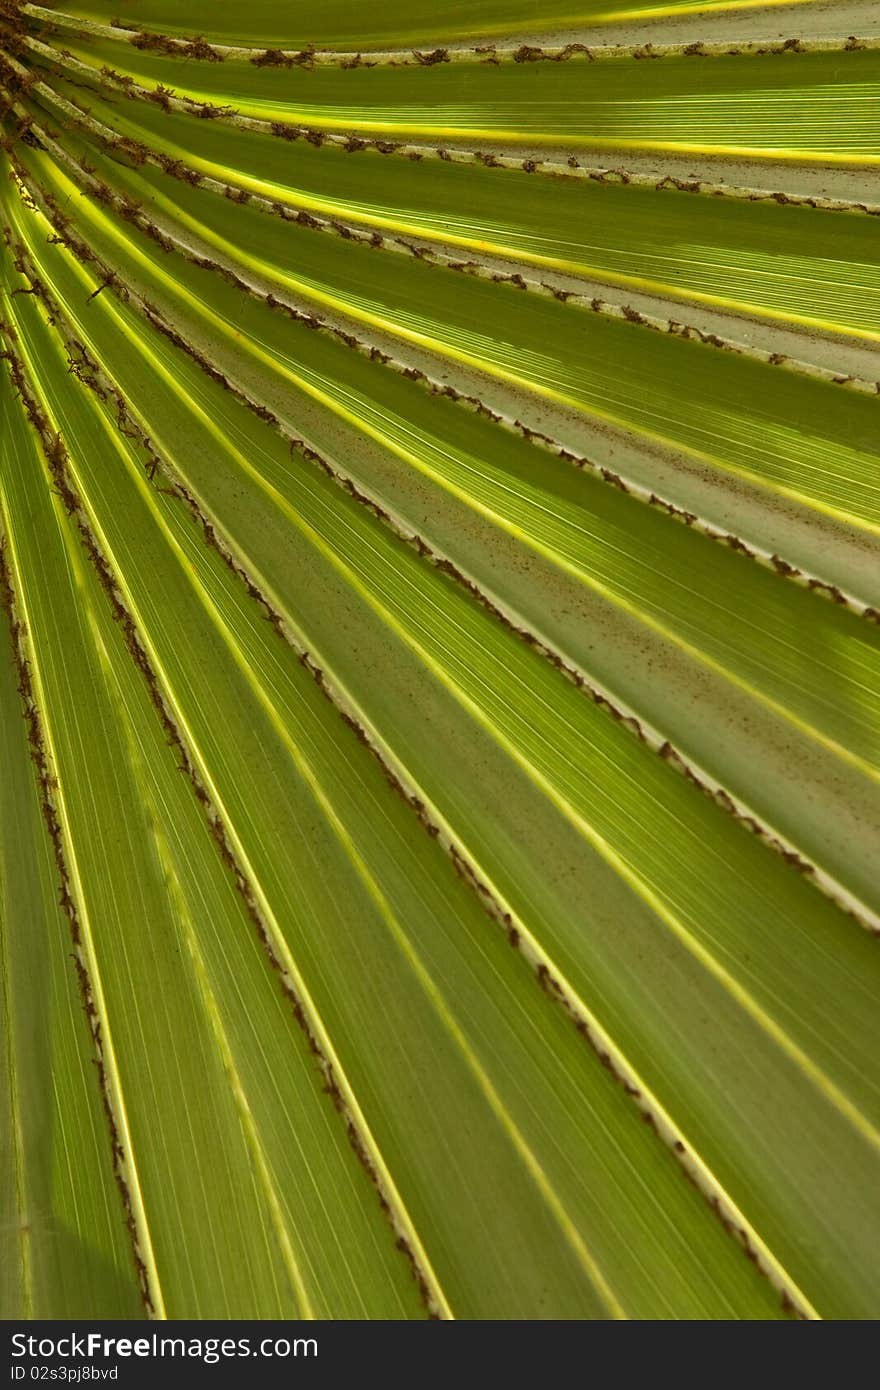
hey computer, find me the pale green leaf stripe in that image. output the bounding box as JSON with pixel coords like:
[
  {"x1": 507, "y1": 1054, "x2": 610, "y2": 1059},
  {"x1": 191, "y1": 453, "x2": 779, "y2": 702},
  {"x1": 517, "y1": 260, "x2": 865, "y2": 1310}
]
[
  {"x1": 0, "y1": 527, "x2": 140, "y2": 1319},
  {"x1": 26, "y1": 136, "x2": 880, "y2": 543},
  {"x1": 0, "y1": 250, "x2": 794, "y2": 1320},
  {"x1": 0, "y1": 275, "x2": 425, "y2": 1320},
  {"x1": 29, "y1": 1, "x2": 832, "y2": 49},
  {"x1": 7, "y1": 185, "x2": 880, "y2": 1318},
  {"x1": 29, "y1": 32, "x2": 880, "y2": 161},
  {"x1": 42, "y1": 78, "x2": 880, "y2": 340}
]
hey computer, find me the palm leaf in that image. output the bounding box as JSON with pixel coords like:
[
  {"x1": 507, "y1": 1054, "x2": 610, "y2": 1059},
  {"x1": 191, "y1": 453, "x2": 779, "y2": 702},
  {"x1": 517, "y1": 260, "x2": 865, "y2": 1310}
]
[{"x1": 1, "y1": 0, "x2": 878, "y2": 1320}]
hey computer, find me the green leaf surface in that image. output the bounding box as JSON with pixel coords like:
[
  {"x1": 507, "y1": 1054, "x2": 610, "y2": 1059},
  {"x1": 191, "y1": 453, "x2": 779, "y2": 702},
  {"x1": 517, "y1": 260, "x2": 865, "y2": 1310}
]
[
  {"x1": 24, "y1": 2, "x2": 834, "y2": 49},
  {"x1": 25, "y1": 131, "x2": 879, "y2": 538},
  {"x1": 26, "y1": 32, "x2": 880, "y2": 162},
  {"x1": 1, "y1": 249, "x2": 426, "y2": 1320},
  {"x1": 2, "y1": 219, "x2": 792, "y2": 1322},
  {"x1": 33, "y1": 78, "x2": 880, "y2": 339},
  {"x1": 2, "y1": 1, "x2": 879, "y2": 1322}
]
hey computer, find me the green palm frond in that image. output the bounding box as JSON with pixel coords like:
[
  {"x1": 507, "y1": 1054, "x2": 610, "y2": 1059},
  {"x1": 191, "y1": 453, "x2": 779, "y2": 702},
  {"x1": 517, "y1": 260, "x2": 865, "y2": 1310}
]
[{"x1": 1, "y1": 0, "x2": 878, "y2": 1321}]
